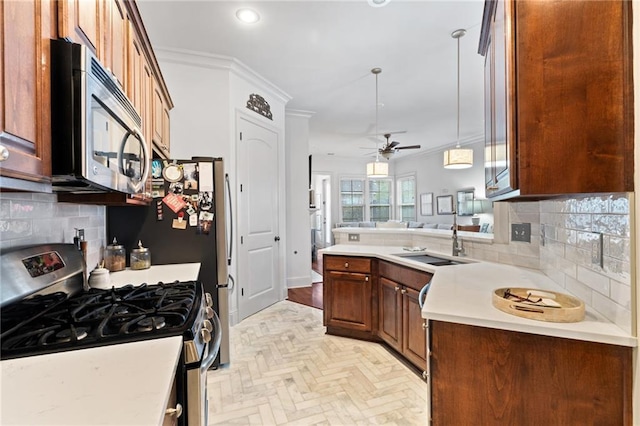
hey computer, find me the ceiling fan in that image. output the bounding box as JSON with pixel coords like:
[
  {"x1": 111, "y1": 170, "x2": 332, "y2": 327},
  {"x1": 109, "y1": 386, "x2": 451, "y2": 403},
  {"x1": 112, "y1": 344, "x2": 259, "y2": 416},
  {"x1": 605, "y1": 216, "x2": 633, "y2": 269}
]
[{"x1": 378, "y1": 133, "x2": 421, "y2": 159}]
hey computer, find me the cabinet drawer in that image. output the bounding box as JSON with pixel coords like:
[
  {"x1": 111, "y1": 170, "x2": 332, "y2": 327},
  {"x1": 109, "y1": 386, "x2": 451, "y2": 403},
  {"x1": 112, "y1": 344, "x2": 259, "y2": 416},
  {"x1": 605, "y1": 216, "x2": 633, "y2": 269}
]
[
  {"x1": 379, "y1": 261, "x2": 432, "y2": 291},
  {"x1": 325, "y1": 256, "x2": 371, "y2": 273}
]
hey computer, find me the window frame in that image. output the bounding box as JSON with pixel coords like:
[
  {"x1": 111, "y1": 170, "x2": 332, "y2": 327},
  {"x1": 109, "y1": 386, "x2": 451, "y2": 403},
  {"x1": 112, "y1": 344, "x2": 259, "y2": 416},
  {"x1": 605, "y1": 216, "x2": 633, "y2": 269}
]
[{"x1": 396, "y1": 173, "x2": 417, "y2": 222}]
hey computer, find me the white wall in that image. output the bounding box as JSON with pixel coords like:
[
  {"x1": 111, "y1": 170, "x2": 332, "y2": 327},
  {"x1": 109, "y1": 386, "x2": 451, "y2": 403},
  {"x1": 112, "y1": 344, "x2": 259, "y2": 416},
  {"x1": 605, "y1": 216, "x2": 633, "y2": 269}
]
[
  {"x1": 285, "y1": 111, "x2": 313, "y2": 288},
  {"x1": 154, "y1": 48, "x2": 291, "y2": 324}
]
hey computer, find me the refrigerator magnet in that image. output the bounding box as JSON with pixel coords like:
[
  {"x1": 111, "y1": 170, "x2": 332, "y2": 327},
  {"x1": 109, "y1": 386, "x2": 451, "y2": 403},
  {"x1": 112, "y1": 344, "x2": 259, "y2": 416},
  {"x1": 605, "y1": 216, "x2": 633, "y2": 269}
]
[
  {"x1": 183, "y1": 163, "x2": 198, "y2": 190},
  {"x1": 189, "y1": 213, "x2": 198, "y2": 227},
  {"x1": 172, "y1": 212, "x2": 187, "y2": 230},
  {"x1": 198, "y1": 211, "x2": 213, "y2": 235},
  {"x1": 198, "y1": 192, "x2": 213, "y2": 211},
  {"x1": 163, "y1": 193, "x2": 187, "y2": 213},
  {"x1": 163, "y1": 163, "x2": 183, "y2": 182},
  {"x1": 198, "y1": 162, "x2": 214, "y2": 192},
  {"x1": 151, "y1": 160, "x2": 163, "y2": 178}
]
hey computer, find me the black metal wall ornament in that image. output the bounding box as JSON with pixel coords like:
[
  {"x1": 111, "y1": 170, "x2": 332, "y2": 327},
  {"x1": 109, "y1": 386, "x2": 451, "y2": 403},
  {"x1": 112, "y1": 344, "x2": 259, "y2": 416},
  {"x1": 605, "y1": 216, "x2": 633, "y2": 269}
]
[{"x1": 246, "y1": 93, "x2": 273, "y2": 120}]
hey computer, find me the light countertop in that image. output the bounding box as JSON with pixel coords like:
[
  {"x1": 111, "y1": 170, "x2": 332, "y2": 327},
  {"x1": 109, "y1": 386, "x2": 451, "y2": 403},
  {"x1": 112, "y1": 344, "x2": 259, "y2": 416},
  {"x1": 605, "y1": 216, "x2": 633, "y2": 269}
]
[
  {"x1": 0, "y1": 263, "x2": 201, "y2": 426},
  {"x1": 320, "y1": 245, "x2": 636, "y2": 347}
]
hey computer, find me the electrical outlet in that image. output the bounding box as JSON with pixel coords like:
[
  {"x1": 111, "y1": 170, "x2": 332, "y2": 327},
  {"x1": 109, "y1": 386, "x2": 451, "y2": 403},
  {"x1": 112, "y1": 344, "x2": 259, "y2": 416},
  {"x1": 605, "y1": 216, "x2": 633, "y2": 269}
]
[
  {"x1": 511, "y1": 223, "x2": 531, "y2": 242},
  {"x1": 348, "y1": 233, "x2": 360, "y2": 242}
]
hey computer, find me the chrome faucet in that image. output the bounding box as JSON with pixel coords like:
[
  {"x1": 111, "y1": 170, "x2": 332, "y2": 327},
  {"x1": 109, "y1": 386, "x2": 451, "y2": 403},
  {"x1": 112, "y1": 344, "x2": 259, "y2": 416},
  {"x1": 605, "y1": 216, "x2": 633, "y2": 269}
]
[{"x1": 452, "y1": 210, "x2": 465, "y2": 257}]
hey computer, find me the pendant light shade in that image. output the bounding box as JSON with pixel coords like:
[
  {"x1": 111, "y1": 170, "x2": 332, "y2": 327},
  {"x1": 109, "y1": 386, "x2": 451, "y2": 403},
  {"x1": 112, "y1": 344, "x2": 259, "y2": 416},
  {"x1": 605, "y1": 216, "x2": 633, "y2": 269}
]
[
  {"x1": 444, "y1": 28, "x2": 473, "y2": 170},
  {"x1": 367, "y1": 67, "x2": 388, "y2": 178},
  {"x1": 444, "y1": 148, "x2": 473, "y2": 169},
  {"x1": 366, "y1": 160, "x2": 389, "y2": 178}
]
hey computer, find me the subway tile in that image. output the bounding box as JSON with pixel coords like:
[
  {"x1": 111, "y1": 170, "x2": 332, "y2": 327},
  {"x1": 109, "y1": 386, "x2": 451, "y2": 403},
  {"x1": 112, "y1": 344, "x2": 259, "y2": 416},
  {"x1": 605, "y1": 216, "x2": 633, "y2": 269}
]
[
  {"x1": 576, "y1": 266, "x2": 609, "y2": 296},
  {"x1": 564, "y1": 276, "x2": 593, "y2": 305},
  {"x1": 604, "y1": 236, "x2": 630, "y2": 262},
  {"x1": 609, "y1": 279, "x2": 631, "y2": 309},
  {"x1": 0, "y1": 220, "x2": 32, "y2": 240},
  {"x1": 574, "y1": 196, "x2": 608, "y2": 214},
  {"x1": 592, "y1": 214, "x2": 629, "y2": 237},
  {"x1": 591, "y1": 292, "x2": 632, "y2": 334},
  {"x1": 601, "y1": 258, "x2": 630, "y2": 283},
  {"x1": 608, "y1": 194, "x2": 629, "y2": 214},
  {"x1": 56, "y1": 203, "x2": 80, "y2": 217},
  {"x1": 565, "y1": 214, "x2": 591, "y2": 231},
  {"x1": 10, "y1": 200, "x2": 54, "y2": 219},
  {"x1": 0, "y1": 193, "x2": 33, "y2": 201},
  {"x1": 32, "y1": 193, "x2": 57, "y2": 202},
  {"x1": 32, "y1": 218, "x2": 66, "y2": 240},
  {"x1": 0, "y1": 200, "x2": 10, "y2": 217}
]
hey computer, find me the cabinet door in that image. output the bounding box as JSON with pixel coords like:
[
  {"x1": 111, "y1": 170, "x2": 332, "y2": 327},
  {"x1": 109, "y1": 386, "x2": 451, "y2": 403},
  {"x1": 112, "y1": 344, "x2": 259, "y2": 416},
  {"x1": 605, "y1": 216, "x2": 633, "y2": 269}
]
[
  {"x1": 152, "y1": 79, "x2": 163, "y2": 144},
  {"x1": 0, "y1": 0, "x2": 53, "y2": 183},
  {"x1": 325, "y1": 271, "x2": 372, "y2": 332},
  {"x1": 402, "y1": 287, "x2": 427, "y2": 369},
  {"x1": 103, "y1": 0, "x2": 127, "y2": 88},
  {"x1": 127, "y1": 21, "x2": 143, "y2": 114},
  {"x1": 58, "y1": 0, "x2": 100, "y2": 52},
  {"x1": 162, "y1": 104, "x2": 171, "y2": 156},
  {"x1": 378, "y1": 277, "x2": 402, "y2": 351}
]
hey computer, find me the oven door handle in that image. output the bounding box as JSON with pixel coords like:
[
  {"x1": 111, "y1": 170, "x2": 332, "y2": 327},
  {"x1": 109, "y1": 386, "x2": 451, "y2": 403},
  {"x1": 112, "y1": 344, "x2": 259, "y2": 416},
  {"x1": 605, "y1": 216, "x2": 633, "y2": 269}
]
[{"x1": 201, "y1": 310, "x2": 222, "y2": 371}]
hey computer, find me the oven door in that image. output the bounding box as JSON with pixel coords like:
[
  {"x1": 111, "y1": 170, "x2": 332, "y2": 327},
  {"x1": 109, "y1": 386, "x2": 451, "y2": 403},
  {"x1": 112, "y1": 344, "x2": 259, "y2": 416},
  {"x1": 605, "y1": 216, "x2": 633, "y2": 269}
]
[{"x1": 186, "y1": 311, "x2": 221, "y2": 426}]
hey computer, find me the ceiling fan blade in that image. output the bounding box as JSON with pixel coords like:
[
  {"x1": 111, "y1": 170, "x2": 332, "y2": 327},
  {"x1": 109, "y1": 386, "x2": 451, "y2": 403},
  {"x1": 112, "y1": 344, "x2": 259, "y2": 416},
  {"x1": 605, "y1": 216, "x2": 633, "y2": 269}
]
[
  {"x1": 388, "y1": 141, "x2": 400, "y2": 149},
  {"x1": 396, "y1": 145, "x2": 421, "y2": 150}
]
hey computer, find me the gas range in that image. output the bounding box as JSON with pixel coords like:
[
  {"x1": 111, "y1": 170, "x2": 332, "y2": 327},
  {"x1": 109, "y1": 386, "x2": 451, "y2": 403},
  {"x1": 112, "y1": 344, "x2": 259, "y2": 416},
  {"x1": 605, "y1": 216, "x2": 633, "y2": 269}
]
[
  {"x1": 0, "y1": 280, "x2": 203, "y2": 361},
  {"x1": 0, "y1": 243, "x2": 221, "y2": 426}
]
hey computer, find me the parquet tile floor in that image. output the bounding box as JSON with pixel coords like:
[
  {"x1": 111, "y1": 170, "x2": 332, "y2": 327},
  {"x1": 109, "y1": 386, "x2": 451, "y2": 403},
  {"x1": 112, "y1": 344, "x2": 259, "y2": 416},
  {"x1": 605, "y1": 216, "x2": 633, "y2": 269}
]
[{"x1": 207, "y1": 300, "x2": 427, "y2": 425}]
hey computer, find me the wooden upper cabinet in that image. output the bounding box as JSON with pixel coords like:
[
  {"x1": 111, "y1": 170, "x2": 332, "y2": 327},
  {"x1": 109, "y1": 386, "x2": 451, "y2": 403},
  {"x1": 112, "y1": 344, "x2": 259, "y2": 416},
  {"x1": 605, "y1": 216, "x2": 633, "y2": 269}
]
[
  {"x1": 0, "y1": 0, "x2": 54, "y2": 186},
  {"x1": 479, "y1": 0, "x2": 633, "y2": 200},
  {"x1": 127, "y1": 21, "x2": 143, "y2": 113},
  {"x1": 152, "y1": 78, "x2": 171, "y2": 158},
  {"x1": 57, "y1": 0, "x2": 100, "y2": 52},
  {"x1": 102, "y1": 0, "x2": 127, "y2": 88}
]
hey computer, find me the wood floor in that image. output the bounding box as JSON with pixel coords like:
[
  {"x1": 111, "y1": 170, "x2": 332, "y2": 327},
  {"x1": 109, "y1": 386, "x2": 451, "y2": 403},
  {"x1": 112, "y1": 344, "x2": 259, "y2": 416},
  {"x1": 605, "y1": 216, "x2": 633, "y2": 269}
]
[
  {"x1": 207, "y1": 300, "x2": 427, "y2": 425},
  {"x1": 287, "y1": 255, "x2": 323, "y2": 310}
]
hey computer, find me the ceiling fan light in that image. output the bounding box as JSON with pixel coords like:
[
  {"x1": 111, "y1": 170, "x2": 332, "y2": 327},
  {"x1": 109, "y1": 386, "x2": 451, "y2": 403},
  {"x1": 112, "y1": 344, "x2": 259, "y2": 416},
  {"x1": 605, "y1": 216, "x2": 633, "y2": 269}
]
[
  {"x1": 443, "y1": 148, "x2": 473, "y2": 169},
  {"x1": 366, "y1": 161, "x2": 388, "y2": 177}
]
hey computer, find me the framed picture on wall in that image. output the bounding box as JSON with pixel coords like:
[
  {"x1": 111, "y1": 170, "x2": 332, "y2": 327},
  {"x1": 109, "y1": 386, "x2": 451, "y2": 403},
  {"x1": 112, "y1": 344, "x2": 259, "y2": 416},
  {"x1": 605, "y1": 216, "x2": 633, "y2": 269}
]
[
  {"x1": 436, "y1": 195, "x2": 454, "y2": 215},
  {"x1": 420, "y1": 193, "x2": 433, "y2": 216}
]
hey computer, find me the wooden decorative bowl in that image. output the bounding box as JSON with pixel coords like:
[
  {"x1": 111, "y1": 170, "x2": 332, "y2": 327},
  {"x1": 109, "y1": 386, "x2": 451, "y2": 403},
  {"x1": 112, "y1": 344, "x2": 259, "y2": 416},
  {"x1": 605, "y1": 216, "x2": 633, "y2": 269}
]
[{"x1": 492, "y1": 287, "x2": 585, "y2": 323}]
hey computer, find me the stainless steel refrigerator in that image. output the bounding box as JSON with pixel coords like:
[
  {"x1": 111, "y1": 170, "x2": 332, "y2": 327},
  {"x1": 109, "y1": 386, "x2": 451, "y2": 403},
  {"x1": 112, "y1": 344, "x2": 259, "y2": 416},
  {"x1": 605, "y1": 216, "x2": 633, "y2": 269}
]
[{"x1": 107, "y1": 157, "x2": 231, "y2": 367}]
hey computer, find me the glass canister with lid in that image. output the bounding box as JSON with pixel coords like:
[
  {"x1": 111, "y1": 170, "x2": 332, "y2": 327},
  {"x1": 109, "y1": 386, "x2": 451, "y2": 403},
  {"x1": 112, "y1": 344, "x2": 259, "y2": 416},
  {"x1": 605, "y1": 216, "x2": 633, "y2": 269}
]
[
  {"x1": 130, "y1": 240, "x2": 151, "y2": 270},
  {"x1": 104, "y1": 237, "x2": 126, "y2": 272}
]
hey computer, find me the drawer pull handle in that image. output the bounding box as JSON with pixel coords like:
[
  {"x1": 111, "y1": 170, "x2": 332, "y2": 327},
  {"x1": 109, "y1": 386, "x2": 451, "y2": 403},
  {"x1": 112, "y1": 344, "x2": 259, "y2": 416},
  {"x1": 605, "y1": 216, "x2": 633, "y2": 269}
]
[{"x1": 0, "y1": 145, "x2": 9, "y2": 162}]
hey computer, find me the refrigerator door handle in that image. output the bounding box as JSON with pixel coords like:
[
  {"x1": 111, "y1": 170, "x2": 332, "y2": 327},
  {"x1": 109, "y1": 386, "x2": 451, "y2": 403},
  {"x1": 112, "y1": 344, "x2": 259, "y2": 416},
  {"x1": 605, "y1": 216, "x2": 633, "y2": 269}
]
[{"x1": 225, "y1": 173, "x2": 233, "y2": 266}]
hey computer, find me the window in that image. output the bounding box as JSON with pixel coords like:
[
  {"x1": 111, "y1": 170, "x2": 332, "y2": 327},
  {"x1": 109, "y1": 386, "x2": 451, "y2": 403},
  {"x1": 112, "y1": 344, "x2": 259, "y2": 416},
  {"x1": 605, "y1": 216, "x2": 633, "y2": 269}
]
[
  {"x1": 369, "y1": 179, "x2": 392, "y2": 222},
  {"x1": 397, "y1": 176, "x2": 416, "y2": 221},
  {"x1": 340, "y1": 179, "x2": 364, "y2": 222}
]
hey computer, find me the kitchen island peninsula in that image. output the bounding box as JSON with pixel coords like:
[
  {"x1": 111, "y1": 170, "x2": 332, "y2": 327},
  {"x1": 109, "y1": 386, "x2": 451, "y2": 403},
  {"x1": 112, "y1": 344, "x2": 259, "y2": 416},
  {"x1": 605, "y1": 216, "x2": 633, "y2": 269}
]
[{"x1": 319, "y1": 245, "x2": 636, "y2": 425}]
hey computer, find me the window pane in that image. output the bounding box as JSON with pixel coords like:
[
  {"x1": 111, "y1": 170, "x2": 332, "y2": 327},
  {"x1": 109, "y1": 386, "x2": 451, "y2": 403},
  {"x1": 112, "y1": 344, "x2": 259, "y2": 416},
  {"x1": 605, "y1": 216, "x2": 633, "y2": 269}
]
[{"x1": 341, "y1": 178, "x2": 365, "y2": 223}]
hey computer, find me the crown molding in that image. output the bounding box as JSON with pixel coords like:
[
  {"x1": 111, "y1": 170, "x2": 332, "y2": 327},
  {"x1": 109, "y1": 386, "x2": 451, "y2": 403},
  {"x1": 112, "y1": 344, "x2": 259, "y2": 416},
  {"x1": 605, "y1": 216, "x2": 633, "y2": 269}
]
[{"x1": 154, "y1": 47, "x2": 292, "y2": 104}]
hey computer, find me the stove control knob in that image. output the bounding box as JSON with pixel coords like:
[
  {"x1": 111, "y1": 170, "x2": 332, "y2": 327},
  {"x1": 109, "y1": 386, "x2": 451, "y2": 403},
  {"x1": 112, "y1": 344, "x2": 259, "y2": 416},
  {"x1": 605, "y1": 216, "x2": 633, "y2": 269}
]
[
  {"x1": 200, "y1": 328, "x2": 211, "y2": 343},
  {"x1": 203, "y1": 319, "x2": 213, "y2": 333},
  {"x1": 205, "y1": 306, "x2": 215, "y2": 319},
  {"x1": 205, "y1": 293, "x2": 213, "y2": 307}
]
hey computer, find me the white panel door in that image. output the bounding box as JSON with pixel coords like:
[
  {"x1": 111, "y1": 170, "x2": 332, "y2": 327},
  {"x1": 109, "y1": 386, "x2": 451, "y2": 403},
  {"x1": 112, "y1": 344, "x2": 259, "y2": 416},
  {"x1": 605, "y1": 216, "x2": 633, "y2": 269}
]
[{"x1": 237, "y1": 115, "x2": 281, "y2": 321}]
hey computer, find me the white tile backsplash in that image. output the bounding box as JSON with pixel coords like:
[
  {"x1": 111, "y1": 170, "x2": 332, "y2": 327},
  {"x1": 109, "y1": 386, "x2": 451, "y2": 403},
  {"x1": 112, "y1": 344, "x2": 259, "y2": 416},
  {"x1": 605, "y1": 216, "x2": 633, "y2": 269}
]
[{"x1": 0, "y1": 193, "x2": 106, "y2": 268}]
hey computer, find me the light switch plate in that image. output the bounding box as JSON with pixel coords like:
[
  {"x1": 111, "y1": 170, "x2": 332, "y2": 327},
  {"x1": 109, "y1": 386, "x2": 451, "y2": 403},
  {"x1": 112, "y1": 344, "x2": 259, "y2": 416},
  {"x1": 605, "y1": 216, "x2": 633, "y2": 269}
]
[{"x1": 511, "y1": 223, "x2": 531, "y2": 242}]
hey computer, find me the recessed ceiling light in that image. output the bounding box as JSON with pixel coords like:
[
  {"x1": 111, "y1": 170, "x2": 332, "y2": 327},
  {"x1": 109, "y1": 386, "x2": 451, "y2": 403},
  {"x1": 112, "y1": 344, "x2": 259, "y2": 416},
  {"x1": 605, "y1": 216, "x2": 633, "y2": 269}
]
[
  {"x1": 368, "y1": 0, "x2": 391, "y2": 8},
  {"x1": 236, "y1": 8, "x2": 260, "y2": 24}
]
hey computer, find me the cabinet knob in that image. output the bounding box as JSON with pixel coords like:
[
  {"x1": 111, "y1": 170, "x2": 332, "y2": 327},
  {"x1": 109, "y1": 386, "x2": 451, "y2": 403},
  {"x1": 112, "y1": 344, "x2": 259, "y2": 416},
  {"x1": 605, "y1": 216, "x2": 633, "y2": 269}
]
[
  {"x1": 394, "y1": 286, "x2": 400, "y2": 292},
  {"x1": 422, "y1": 322, "x2": 428, "y2": 330},
  {"x1": 344, "y1": 262, "x2": 349, "y2": 268},
  {"x1": 422, "y1": 371, "x2": 428, "y2": 382},
  {"x1": 0, "y1": 145, "x2": 9, "y2": 162},
  {"x1": 364, "y1": 276, "x2": 369, "y2": 282},
  {"x1": 401, "y1": 289, "x2": 407, "y2": 294}
]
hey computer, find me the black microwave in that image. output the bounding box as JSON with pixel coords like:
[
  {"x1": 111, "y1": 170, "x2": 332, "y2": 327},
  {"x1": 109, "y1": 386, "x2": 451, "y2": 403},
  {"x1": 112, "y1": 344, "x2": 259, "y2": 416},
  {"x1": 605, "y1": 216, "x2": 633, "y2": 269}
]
[{"x1": 50, "y1": 39, "x2": 149, "y2": 194}]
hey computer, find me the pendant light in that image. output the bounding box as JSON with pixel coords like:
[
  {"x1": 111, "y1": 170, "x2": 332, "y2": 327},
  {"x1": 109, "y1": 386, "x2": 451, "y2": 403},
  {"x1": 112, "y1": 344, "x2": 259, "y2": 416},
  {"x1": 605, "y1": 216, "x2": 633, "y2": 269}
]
[
  {"x1": 366, "y1": 67, "x2": 389, "y2": 178},
  {"x1": 443, "y1": 29, "x2": 473, "y2": 169}
]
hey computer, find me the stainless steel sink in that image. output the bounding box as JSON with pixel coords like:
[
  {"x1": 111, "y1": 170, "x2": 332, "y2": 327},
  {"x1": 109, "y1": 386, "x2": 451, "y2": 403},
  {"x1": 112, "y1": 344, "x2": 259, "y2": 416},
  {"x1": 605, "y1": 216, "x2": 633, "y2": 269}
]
[{"x1": 393, "y1": 252, "x2": 469, "y2": 266}]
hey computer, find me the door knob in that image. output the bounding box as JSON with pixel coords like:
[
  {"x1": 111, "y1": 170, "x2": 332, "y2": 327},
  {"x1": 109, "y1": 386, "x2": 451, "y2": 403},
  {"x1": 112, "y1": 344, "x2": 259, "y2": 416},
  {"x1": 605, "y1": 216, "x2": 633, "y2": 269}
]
[{"x1": 274, "y1": 236, "x2": 280, "y2": 242}]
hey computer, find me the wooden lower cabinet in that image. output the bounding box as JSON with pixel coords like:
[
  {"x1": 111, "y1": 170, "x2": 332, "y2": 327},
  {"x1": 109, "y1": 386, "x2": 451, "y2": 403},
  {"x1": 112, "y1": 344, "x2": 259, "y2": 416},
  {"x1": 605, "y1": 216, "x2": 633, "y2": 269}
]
[
  {"x1": 323, "y1": 255, "x2": 376, "y2": 339},
  {"x1": 429, "y1": 321, "x2": 633, "y2": 425},
  {"x1": 378, "y1": 261, "x2": 432, "y2": 370}
]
